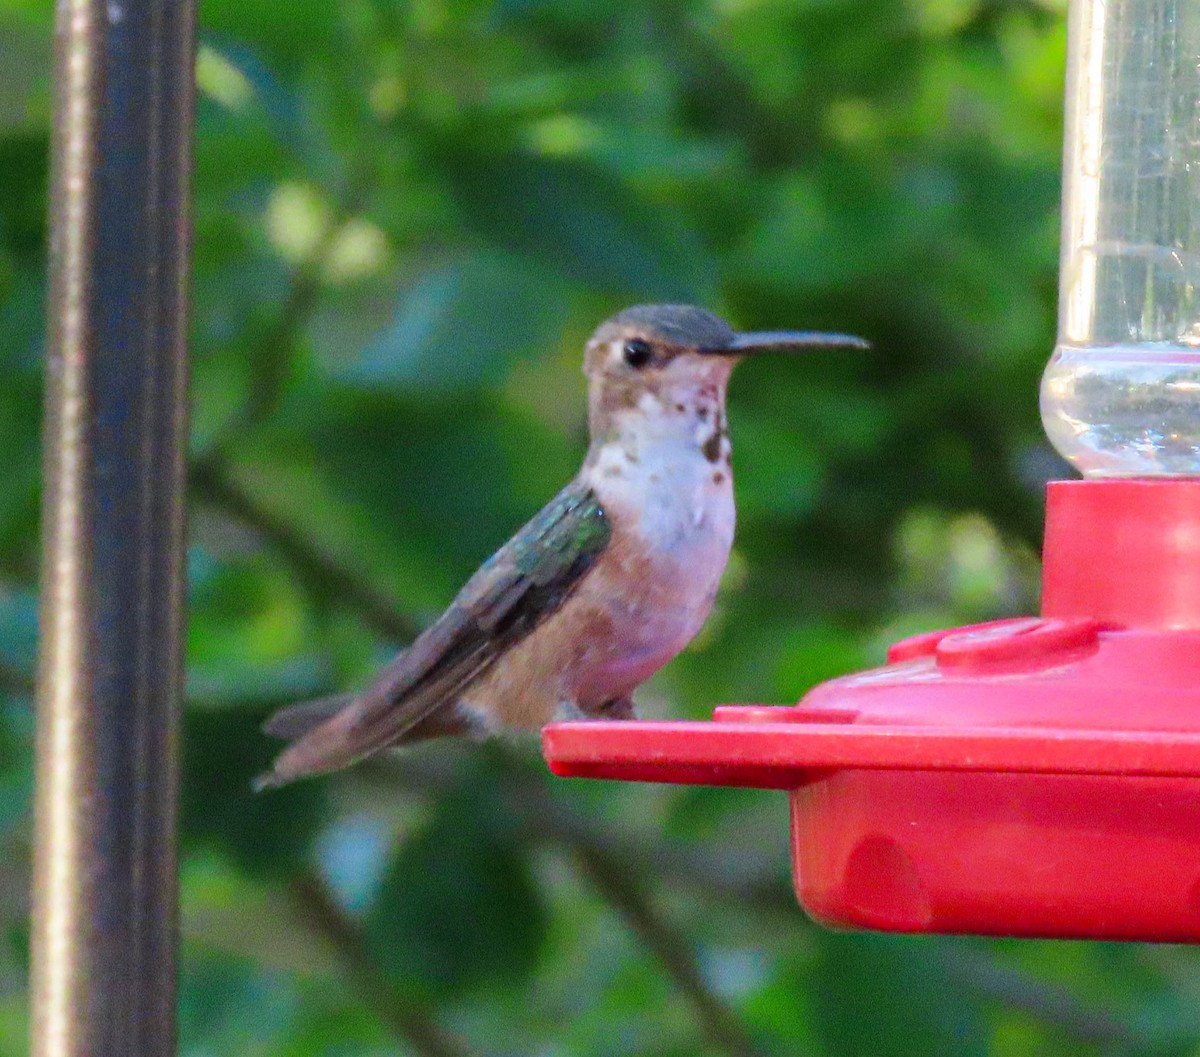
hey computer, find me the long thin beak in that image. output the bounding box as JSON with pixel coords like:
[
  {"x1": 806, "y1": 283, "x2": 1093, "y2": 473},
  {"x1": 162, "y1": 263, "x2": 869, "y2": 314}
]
[{"x1": 701, "y1": 331, "x2": 871, "y2": 356}]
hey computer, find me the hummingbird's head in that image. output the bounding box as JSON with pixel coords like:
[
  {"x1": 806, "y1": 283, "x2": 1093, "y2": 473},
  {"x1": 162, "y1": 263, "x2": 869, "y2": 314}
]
[{"x1": 583, "y1": 304, "x2": 868, "y2": 444}]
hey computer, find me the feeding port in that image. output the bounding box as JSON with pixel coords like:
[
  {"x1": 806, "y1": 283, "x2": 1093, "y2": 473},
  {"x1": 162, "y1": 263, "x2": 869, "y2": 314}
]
[{"x1": 543, "y1": 0, "x2": 1200, "y2": 942}]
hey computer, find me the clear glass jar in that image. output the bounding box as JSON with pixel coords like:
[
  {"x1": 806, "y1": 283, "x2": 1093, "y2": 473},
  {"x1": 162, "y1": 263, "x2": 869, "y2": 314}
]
[{"x1": 1040, "y1": 0, "x2": 1200, "y2": 476}]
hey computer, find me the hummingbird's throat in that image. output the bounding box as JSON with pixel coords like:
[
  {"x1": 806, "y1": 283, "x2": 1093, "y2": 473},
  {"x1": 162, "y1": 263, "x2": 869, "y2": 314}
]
[{"x1": 587, "y1": 379, "x2": 731, "y2": 472}]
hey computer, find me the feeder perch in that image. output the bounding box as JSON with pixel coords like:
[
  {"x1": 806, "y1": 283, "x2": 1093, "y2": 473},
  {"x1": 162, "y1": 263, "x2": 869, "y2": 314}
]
[{"x1": 543, "y1": 0, "x2": 1200, "y2": 942}]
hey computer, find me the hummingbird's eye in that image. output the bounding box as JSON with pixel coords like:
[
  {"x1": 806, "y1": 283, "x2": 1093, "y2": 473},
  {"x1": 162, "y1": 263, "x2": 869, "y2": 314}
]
[{"x1": 622, "y1": 338, "x2": 653, "y2": 369}]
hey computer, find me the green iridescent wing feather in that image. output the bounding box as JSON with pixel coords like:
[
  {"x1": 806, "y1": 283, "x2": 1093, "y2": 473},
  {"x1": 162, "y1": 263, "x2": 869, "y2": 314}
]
[{"x1": 266, "y1": 481, "x2": 610, "y2": 780}]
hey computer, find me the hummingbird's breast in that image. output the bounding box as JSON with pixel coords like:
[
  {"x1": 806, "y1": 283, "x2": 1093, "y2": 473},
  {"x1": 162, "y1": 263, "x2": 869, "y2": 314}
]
[
  {"x1": 565, "y1": 420, "x2": 736, "y2": 704},
  {"x1": 461, "y1": 389, "x2": 737, "y2": 729}
]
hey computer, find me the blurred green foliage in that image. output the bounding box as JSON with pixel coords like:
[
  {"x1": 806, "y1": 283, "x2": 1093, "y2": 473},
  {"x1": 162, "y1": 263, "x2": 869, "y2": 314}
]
[{"x1": 2, "y1": 0, "x2": 1200, "y2": 1054}]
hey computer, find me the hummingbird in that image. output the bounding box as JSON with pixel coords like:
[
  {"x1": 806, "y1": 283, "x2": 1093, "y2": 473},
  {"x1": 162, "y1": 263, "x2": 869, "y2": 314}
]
[{"x1": 256, "y1": 304, "x2": 867, "y2": 788}]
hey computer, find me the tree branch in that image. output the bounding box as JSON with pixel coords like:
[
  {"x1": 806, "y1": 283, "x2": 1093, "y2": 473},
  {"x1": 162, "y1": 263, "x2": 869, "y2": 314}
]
[
  {"x1": 203, "y1": 187, "x2": 369, "y2": 464},
  {"x1": 938, "y1": 946, "x2": 1135, "y2": 1048},
  {"x1": 288, "y1": 870, "x2": 476, "y2": 1057},
  {"x1": 572, "y1": 841, "x2": 765, "y2": 1057},
  {"x1": 190, "y1": 458, "x2": 422, "y2": 643},
  {"x1": 367, "y1": 749, "x2": 788, "y2": 901}
]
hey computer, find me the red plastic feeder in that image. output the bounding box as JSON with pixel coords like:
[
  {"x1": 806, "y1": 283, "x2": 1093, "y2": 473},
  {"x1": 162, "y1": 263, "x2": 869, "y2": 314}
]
[
  {"x1": 545, "y1": 0, "x2": 1200, "y2": 940},
  {"x1": 544, "y1": 480, "x2": 1200, "y2": 940}
]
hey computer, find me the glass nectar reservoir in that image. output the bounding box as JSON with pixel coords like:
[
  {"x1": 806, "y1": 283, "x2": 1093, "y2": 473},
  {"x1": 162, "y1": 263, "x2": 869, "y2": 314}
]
[{"x1": 1041, "y1": 0, "x2": 1200, "y2": 475}]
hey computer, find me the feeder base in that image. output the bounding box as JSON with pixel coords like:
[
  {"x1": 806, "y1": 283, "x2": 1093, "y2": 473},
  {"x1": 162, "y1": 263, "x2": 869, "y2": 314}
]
[{"x1": 543, "y1": 479, "x2": 1200, "y2": 942}]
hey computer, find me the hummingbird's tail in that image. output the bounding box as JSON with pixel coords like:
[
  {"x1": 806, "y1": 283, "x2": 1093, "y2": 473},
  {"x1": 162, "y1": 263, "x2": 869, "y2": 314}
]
[
  {"x1": 262, "y1": 693, "x2": 356, "y2": 741},
  {"x1": 254, "y1": 693, "x2": 358, "y2": 791},
  {"x1": 255, "y1": 687, "x2": 467, "y2": 790}
]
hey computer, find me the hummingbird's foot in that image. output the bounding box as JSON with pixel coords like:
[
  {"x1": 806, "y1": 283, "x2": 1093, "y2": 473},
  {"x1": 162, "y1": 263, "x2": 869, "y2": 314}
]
[
  {"x1": 554, "y1": 700, "x2": 589, "y2": 723},
  {"x1": 552, "y1": 696, "x2": 636, "y2": 722},
  {"x1": 598, "y1": 695, "x2": 635, "y2": 720}
]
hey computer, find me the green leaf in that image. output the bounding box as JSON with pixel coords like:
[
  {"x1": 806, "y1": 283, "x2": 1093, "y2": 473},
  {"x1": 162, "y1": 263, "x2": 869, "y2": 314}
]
[
  {"x1": 274, "y1": 993, "x2": 388, "y2": 1057},
  {"x1": 0, "y1": 131, "x2": 48, "y2": 256},
  {"x1": 0, "y1": 699, "x2": 32, "y2": 836},
  {"x1": 182, "y1": 708, "x2": 327, "y2": 880},
  {"x1": 0, "y1": 587, "x2": 36, "y2": 675},
  {"x1": 186, "y1": 545, "x2": 327, "y2": 704},
  {"x1": 814, "y1": 935, "x2": 988, "y2": 1057},
  {"x1": 335, "y1": 254, "x2": 569, "y2": 393},
  {"x1": 179, "y1": 952, "x2": 283, "y2": 1048},
  {"x1": 726, "y1": 410, "x2": 825, "y2": 520},
  {"x1": 197, "y1": 0, "x2": 338, "y2": 73},
  {"x1": 366, "y1": 785, "x2": 548, "y2": 999},
  {"x1": 432, "y1": 146, "x2": 714, "y2": 300},
  {"x1": 773, "y1": 622, "x2": 867, "y2": 698}
]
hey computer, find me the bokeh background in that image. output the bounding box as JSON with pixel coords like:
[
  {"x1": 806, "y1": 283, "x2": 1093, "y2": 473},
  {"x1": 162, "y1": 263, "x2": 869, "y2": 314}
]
[{"x1": 2, "y1": 0, "x2": 1199, "y2": 1053}]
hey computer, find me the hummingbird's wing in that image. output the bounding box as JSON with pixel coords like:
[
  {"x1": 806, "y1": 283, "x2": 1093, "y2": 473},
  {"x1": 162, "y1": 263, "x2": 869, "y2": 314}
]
[{"x1": 257, "y1": 481, "x2": 611, "y2": 786}]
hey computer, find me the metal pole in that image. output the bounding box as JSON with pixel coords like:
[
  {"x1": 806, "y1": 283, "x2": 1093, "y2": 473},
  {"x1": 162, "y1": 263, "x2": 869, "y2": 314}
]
[{"x1": 31, "y1": 0, "x2": 195, "y2": 1054}]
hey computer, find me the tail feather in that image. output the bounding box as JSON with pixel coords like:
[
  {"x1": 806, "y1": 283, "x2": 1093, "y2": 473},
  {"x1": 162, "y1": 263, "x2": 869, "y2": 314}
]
[
  {"x1": 254, "y1": 692, "x2": 360, "y2": 791},
  {"x1": 262, "y1": 693, "x2": 356, "y2": 740}
]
